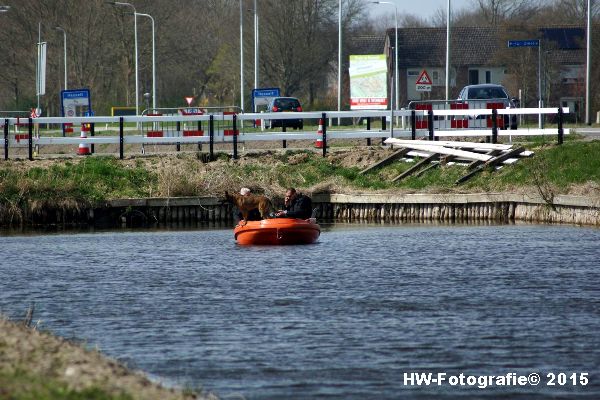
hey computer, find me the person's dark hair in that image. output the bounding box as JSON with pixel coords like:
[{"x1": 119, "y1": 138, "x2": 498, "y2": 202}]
[{"x1": 286, "y1": 187, "x2": 297, "y2": 194}]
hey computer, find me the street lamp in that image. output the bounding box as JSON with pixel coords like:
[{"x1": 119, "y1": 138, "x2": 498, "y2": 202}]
[
  {"x1": 240, "y1": 0, "x2": 244, "y2": 111},
  {"x1": 338, "y1": 0, "x2": 342, "y2": 125},
  {"x1": 446, "y1": 0, "x2": 450, "y2": 101},
  {"x1": 585, "y1": 0, "x2": 591, "y2": 125},
  {"x1": 54, "y1": 26, "x2": 67, "y2": 90},
  {"x1": 254, "y1": 0, "x2": 259, "y2": 99},
  {"x1": 136, "y1": 12, "x2": 156, "y2": 112},
  {"x1": 108, "y1": 1, "x2": 139, "y2": 116},
  {"x1": 373, "y1": 1, "x2": 398, "y2": 122}
]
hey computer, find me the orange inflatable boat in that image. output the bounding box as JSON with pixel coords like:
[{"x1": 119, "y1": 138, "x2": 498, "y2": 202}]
[{"x1": 234, "y1": 218, "x2": 320, "y2": 245}]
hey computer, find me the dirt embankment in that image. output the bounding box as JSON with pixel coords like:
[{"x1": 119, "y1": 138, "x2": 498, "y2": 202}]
[{"x1": 0, "y1": 315, "x2": 217, "y2": 400}]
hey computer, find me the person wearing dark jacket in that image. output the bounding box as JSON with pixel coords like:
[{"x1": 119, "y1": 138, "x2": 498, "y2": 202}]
[{"x1": 275, "y1": 187, "x2": 312, "y2": 219}]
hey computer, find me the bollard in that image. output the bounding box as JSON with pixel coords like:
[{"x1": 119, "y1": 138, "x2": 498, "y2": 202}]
[
  {"x1": 78, "y1": 123, "x2": 91, "y2": 155},
  {"x1": 315, "y1": 118, "x2": 324, "y2": 148}
]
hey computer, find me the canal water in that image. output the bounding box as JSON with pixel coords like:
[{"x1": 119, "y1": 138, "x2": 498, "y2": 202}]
[{"x1": 1, "y1": 223, "x2": 599, "y2": 399}]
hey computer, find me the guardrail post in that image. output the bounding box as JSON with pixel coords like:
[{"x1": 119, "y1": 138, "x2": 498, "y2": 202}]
[
  {"x1": 232, "y1": 114, "x2": 238, "y2": 159},
  {"x1": 282, "y1": 122, "x2": 287, "y2": 148},
  {"x1": 321, "y1": 112, "x2": 327, "y2": 157},
  {"x1": 28, "y1": 117, "x2": 33, "y2": 160},
  {"x1": 119, "y1": 117, "x2": 124, "y2": 159},
  {"x1": 3, "y1": 119, "x2": 8, "y2": 160},
  {"x1": 197, "y1": 120, "x2": 202, "y2": 151},
  {"x1": 427, "y1": 110, "x2": 434, "y2": 141},
  {"x1": 90, "y1": 123, "x2": 95, "y2": 154},
  {"x1": 176, "y1": 121, "x2": 181, "y2": 152},
  {"x1": 366, "y1": 117, "x2": 371, "y2": 146},
  {"x1": 491, "y1": 108, "x2": 498, "y2": 144},
  {"x1": 381, "y1": 115, "x2": 386, "y2": 131},
  {"x1": 411, "y1": 110, "x2": 416, "y2": 140},
  {"x1": 557, "y1": 107, "x2": 564, "y2": 145},
  {"x1": 209, "y1": 115, "x2": 214, "y2": 161}
]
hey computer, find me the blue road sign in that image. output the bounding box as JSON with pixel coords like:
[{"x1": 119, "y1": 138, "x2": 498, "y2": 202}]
[
  {"x1": 508, "y1": 39, "x2": 540, "y2": 48},
  {"x1": 60, "y1": 88, "x2": 92, "y2": 117},
  {"x1": 252, "y1": 88, "x2": 280, "y2": 98}
]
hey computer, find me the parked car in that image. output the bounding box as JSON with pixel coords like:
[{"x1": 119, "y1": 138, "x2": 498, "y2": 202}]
[
  {"x1": 457, "y1": 84, "x2": 519, "y2": 129},
  {"x1": 266, "y1": 97, "x2": 304, "y2": 130}
]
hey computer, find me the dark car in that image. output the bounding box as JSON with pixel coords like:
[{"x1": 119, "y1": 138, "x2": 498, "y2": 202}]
[
  {"x1": 266, "y1": 97, "x2": 304, "y2": 130},
  {"x1": 457, "y1": 84, "x2": 519, "y2": 129}
]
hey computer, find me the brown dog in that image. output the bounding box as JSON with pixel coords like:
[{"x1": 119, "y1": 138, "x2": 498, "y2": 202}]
[{"x1": 224, "y1": 191, "x2": 273, "y2": 221}]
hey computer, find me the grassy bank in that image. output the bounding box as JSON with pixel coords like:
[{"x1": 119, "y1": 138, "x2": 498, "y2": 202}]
[
  {"x1": 0, "y1": 316, "x2": 214, "y2": 400},
  {"x1": 1, "y1": 138, "x2": 599, "y2": 217}
]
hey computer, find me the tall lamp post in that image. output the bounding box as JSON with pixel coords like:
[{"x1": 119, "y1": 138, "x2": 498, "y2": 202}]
[
  {"x1": 373, "y1": 1, "x2": 398, "y2": 124},
  {"x1": 54, "y1": 26, "x2": 67, "y2": 90},
  {"x1": 109, "y1": 1, "x2": 139, "y2": 116},
  {"x1": 136, "y1": 12, "x2": 156, "y2": 112},
  {"x1": 239, "y1": 0, "x2": 244, "y2": 112},
  {"x1": 338, "y1": 0, "x2": 342, "y2": 125},
  {"x1": 585, "y1": 0, "x2": 591, "y2": 125},
  {"x1": 254, "y1": 0, "x2": 258, "y2": 100},
  {"x1": 446, "y1": 0, "x2": 450, "y2": 100}
]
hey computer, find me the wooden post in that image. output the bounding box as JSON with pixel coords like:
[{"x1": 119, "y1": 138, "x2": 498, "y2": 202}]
[
  {"x1": 233, "y1": 114, "x2": 238, "y2": 159},
  {"x1": 90, "y1": 123, "x2": 95, "y2": 154},
  {"x1": 176, "y1": 121, "x2": 181, "y2": 152},
  {"x1": 119, "y1": 117, "x2": 124, "y2": 159},
  {"x1": 557, "y1": 107, "x2": 564, "y2": 145},
  {"x1": 411, "y1": 110, "x2": 416, "y2": 140},
  {"x1": 491, "y1": 108, "x2": 498, "y2": 144},
  {"x1": 3, "y1": 119, "x2": 8, "y2": 160},
  {"x1": 322, "y1": 112, "x2": 327, "y2": 157},
  {"x1": 428, "y1": 110, "x2": 434, "y2": 141},
  {"x1": 209, "y1": 115, "x2": 214, "y2": 161},
  {"x1": 28, "y1": 117, "x2": 33, "y2": 160}
]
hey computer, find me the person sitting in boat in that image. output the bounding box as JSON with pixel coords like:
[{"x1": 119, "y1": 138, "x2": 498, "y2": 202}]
[
  {"x1": 236, "y1": 187, "x2": 262, "y2": 222},
  {"x1": 275, "y1": 187, "x2": 312, "y2": 219}
]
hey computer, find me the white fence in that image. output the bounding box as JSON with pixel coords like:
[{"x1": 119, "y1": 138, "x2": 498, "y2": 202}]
[{"x1": 0, "y1": 107, "x2": 570, "y2": 160}]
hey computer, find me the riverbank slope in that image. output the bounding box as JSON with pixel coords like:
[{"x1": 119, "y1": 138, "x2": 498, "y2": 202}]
[{"x1": 0, "y1": 315, "x2": 216, "y2": 400}]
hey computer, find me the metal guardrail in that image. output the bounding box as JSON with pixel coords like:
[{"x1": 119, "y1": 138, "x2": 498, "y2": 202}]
[{"x1": 1, "y1": 107, "x2": 570, "y2": 161}]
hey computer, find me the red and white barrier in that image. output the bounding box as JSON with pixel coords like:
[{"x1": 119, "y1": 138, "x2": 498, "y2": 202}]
[
  {"x1": 315, "y1": 118, "x2": 324, "y2": 148},
  {"x1": 78, "y1": 123, "x2": 91, "y2": 155},
  {"x1": 414, "y1": 100, "x2": 509, "y2": 130}
]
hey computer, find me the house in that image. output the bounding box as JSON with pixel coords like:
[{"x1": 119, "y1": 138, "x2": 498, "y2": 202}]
[{"x1": 372, "y1": 25, "x2": 585, "y2": 116}]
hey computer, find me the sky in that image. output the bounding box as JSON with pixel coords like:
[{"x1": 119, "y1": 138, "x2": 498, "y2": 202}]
[{"x1": 368, "y1": 0, "x2": 472, "y2": 22}]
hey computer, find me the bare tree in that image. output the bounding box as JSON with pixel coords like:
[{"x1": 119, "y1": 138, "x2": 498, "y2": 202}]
[{"x1": 474, "y1": 0, "x2": 540, "y2": 25}]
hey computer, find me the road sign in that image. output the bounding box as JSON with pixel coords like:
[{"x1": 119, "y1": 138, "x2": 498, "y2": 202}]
[
  {"x1": 416, "y1": 70, "x2": 432, "y2": 92},
  {"x1": 252, "y1": 87, "x2": 281, "y2": 108},
  {"x1": 184, "y1": 96, "x2": 194, "y2": 106},
  {"x1": 507, "y1": 39, "x2": 540, "y2": 48},
  {"x1": 61, "y1": 89, "x2": 92, "y2": 117}
]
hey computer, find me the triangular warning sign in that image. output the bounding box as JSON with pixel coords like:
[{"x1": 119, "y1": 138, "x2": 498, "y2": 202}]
[
  {"x1": 416, "y1": 70, "x2": 433, "y2": 85},
  {"x1": 184, "y1": 96, "x2": 194, "y2": 106}
]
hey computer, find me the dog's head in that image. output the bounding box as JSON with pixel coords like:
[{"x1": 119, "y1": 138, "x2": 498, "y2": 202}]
[{"x1": 220, "y1": 191, "x2": 236, "y2": 205}]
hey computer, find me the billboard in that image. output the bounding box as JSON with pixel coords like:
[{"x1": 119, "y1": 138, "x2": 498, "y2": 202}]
[{"x1": 349, "y1": 54, "x2": 388, "y2": 110}]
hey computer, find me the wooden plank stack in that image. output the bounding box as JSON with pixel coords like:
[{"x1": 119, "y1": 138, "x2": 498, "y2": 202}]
[{"x1": 357, "y1": 138, "x2": 535, "y2": 184}]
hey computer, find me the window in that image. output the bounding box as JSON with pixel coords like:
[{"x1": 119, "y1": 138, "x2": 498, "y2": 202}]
[
  {"x1": 485, "y1": 71, "x2": 491, "y2": 83},
  {"x1": 469, "y1": 70, "x2": 479, "y2": 85}
]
